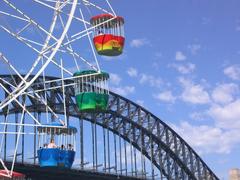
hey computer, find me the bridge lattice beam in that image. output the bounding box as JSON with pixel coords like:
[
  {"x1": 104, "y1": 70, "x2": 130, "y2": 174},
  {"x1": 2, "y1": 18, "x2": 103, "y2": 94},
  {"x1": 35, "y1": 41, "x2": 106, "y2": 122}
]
[{"x1": 0, "y1": 75, "x2": 219, "y2": 180}]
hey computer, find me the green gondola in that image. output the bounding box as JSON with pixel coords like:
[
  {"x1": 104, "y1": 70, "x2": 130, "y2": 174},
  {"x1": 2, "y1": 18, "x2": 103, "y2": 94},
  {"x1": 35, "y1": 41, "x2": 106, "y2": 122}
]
[{"x1": 73, "y1": 70, "x2": 109, "y2": 111}]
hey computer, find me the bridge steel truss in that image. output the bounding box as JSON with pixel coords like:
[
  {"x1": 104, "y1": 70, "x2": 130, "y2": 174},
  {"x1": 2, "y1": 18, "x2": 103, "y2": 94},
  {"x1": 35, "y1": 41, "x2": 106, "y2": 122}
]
[{"x1": 0, "y1": 75, "x2": 219, "y2": 180}]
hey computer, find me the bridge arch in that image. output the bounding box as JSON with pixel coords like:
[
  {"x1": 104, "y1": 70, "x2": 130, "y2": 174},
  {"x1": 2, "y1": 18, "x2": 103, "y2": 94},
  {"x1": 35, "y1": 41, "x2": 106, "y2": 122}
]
[{"x1": 0, "y1": 75, "x2": 219, "y2": 180}]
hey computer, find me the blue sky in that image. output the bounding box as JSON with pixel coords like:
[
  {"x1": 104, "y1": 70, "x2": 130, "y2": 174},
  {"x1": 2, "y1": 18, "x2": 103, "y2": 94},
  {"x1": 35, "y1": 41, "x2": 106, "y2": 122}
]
[
  {"x1": 103, "y1": 0, "x2": 240, "y2": 179},
  {"x1": 1, "y1": 0, "x2": 240, "y2": 179}
]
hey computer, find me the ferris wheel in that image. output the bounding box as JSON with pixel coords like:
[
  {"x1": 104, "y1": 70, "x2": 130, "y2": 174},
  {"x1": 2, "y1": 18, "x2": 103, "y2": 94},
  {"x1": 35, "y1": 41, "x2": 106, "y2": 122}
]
[{"x1": 0, "y1": 0, "x2": 125, "y2": 177}]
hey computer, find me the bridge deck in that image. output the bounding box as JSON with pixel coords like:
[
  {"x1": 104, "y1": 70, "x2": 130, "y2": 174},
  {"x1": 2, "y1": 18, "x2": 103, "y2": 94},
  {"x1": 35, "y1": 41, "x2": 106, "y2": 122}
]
[{"x1": 6, "y1": 163, "x2": 141, "y2": 180}]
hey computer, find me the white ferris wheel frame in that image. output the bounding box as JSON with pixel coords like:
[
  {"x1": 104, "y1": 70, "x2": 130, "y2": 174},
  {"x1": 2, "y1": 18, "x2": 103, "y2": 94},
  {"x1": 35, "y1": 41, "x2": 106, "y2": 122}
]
[
  {"x1": 0, "y1": 0, "x2": 120, "y2": 178},
  {"x1": 0, "y1": 0, "x2": 78, "y2": 177}
]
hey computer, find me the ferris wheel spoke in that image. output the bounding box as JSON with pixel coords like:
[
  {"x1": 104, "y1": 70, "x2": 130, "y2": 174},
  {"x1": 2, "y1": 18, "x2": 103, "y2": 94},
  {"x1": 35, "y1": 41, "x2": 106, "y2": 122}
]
[
  {"x1": 0, "y1": 10, "x2": 28, "y2": 22},
  {"x1": 20, "y1": 37, "x2": 45, "y2": 49},
  {"x1": 40, "y1": 0, "x2": 81, "y2": 5},
  {"x1": 1, "y1": 26, "x2": 74, "y2": 77},
  {"x1": 62, "y1": 30, "x2": 92, "y2": 46},
  {"x1": 0, "y1": 101, "x2": 36, "y2": 178},
  {"x1": 15, "y1": 22, "x2": 32, "y2": 36},
  {"x1": 42, "y1": 30, "x2": 98, "y2": 71},
  {"x1": 59, "y1": 0, "x2": 72, "y2": 10},
  {"x1": 22, "y1": 70, "x2": 103, "y2": 96},
  {"x1": 0, "y1": 83, "x2": 41, "y2": 126},
  {"x1": 2, "y1": 0, "x2": 63, "y2": 43},
  {"x1": 82, "y1": 0, "x2": 114, "y2": 15},
  {"x1": 71, "y1": 16, "x2": 117, "y2": 39},
  {"x1": 0, "y1": 25, "x2": 68, "y2": 77},
  {"x1": 0, "y1": 53, "x2": 25, "y2": 86},
  {"x1": 0, "y1": 0, "x2": 78, "y2": 110},
  {"x1": 0, "y1": 67, "x2": 64, "y2": 126},
  {"x1": 0, "y1": 26, "x2": 73, "y2": 81},
  {"x1": 24, "y1": 81, "x2": 75, "y2": 95},
  {"x1": 0, "y1": 77, "x2": 64, "y2": 127},
  {"x1": 58, "y1": 14, "x2": 80, "y2": 71},
  {"x1": 33, "y1": 0, "x2": 73, "y2": 10},
  {"x1": 32, "y1": 0, "x2": 90, "y2": 25},
  {"x1": 0, "y1": 2, "x2": 61, "y2": 82},
  {"x1": 10, "y1": 106, "x2": 25, "y2": 176},
  {"x1": 30, "y1": 0, "x2": 118, "y2": 72},
  {"x1": 56, "y1": 46, "x2": 98, "y2": 71},
  {"x1": 25, "y1": 92, "x2": 66, "y2": 126},
  {"x1": 0, "y1": 76, "x2": 65, "y2": 130},
  {"x1": 57, "y1": 12, "x2": 99, "y2": 71},
  {"x1": 105, "y1": 0, "x2": 117, "y2": 16},
  {"x1": 79, "y1": 8, "x2": 100, "y2": 71},
  {"x1": 0, "y1": 25, "x2": 45, "y2": 54},
  {"x1": 0, "y1": 108, "x2": 9, "y2": 156},
  {"x1": 0, "y1": 9, "x2": 56, "y2": 46},
  {"x1": 53, "y1": 18, "x2": 99, "y2": 70},
  {"x1": 0, "y1": 1, "x2": 71, "y2": 87},
  {"x1": 0, "y1": 159, "x2": 11, "y2": 178},
  {"x1": 0, "y1": 78, "x2": 16, "y2": 91},
  {"x1": 12, "y1": 0, "x2": 63, "y2": 92}
]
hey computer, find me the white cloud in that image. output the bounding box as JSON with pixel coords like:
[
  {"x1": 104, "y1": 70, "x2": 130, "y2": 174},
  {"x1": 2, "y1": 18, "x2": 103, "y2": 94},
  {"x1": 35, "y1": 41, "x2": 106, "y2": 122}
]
[
  {"x1": 136, "y1": 100, "x2": 144, "y2": 106},
  {"x1": 179, "y1": 77, "x2": 210, "y2": 104},
  {"x1": 110, "y1": 86, "x2": 135, "y2": 96},
  {"x1": 127, "y1": 67, "x2": 138, "y2": 77},
  {"x1": 170, "y1": 63, "x2": 195, "y2": 74},
  {"x1": 212, "y1": 83, "x2": 239, "y2": 104},
  {"x1": 139, "y1": 73, "x2": 163, "y2": 88},
  {"x1": 130, "y1": 38, "x2": 150, "y2": 48},
  {"x1": 171, "y1": 79, "x2": 240, "y2": 155},
  {"x1": 109, "y1": 72, "x2": 136, "y2": 97},
  {"x1": 154, "y1": 90, "x2": 176, "y2": 103},
  {"x1": 189, "y1": 111, "x2": 208, "y2": 121},
  {"x1": 188, "y1": 44, "x2": 201, "y2": 55},
  {"x1": 175, "y1": 51, "x2": 187, "y2": 61},
  {"x1": 172, "y1": 121, "x2": 240, "y2": 154},
  {"x1": 209, "y1": 99, "x2": 240, "y2": 130},
  {"x1": 110, "y1": 73, "x2": 122, "y2": 85},
  {"x1": 224, "y1": 65, "x2": 240, "y2": 80}
]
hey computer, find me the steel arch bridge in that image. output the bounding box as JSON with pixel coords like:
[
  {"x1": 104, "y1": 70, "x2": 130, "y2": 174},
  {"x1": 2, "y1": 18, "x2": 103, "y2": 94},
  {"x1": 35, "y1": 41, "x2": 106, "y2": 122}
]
[{"x1": 0, "y1": 75, "x2": 219, "y2": 180}]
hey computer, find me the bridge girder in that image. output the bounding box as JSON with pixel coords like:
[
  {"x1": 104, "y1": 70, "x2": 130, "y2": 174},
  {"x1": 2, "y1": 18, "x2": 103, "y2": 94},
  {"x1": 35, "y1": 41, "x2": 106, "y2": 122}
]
[{"x1": 0, "y1": 75, "x2": 219, "y2": 180}]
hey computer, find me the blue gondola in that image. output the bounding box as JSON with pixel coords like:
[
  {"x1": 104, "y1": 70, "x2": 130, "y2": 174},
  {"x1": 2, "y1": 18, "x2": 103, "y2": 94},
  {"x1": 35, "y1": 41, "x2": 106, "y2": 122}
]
[{"x1": 37, "y1": 123, "x2": 77, "y2": 168}]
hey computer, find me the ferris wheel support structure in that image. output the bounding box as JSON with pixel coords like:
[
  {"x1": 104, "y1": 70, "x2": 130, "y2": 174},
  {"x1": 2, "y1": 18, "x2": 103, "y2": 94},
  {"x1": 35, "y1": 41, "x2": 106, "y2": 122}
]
[
  {"x1": 0, "y1": 1, "x2": 78, "y2": 177},
  {"x1": 0, "y1": 0, "x2": 78, "y2": 111}
]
